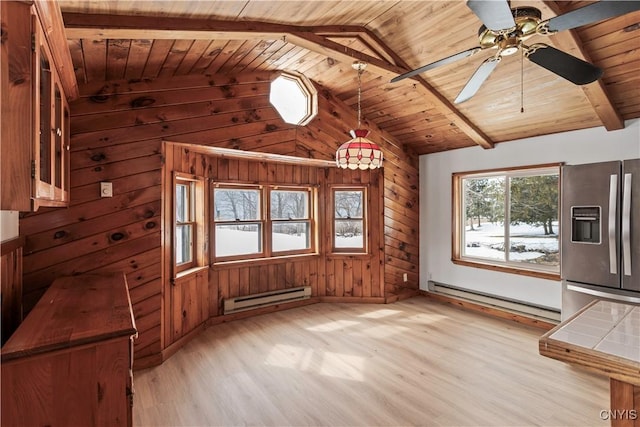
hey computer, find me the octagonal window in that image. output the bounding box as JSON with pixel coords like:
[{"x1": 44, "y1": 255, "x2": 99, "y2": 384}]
[{"x1": 269, "y1": 72, "x2": 318, "y2": 126}]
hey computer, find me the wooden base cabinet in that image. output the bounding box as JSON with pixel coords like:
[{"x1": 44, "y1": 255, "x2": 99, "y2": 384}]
[{"x1": 0, "y1": 274, "x2": 137, "y2": 427}]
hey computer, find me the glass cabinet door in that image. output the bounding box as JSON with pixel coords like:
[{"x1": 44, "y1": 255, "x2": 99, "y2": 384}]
[
  {"x1": 33, "y1": 19, "x2": 69, "y2": 208},
  {"x1": 38, "y1": 44, "x2": 53, "y2": 195}
]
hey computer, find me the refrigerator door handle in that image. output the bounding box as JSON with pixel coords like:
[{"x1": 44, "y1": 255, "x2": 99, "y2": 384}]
[
  {"x1": 622, "y1": 173, "x2": 632, "y2": 276},
  {"x1": 608, "y1": 174, "x2": 618, "y2": 275}
]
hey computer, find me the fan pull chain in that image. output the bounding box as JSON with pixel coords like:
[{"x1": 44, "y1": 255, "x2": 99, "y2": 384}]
[{"x1": 520, "y1": 48, "x2": 525, "y2": 113}]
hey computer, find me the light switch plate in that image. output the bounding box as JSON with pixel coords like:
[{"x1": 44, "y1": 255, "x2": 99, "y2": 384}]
[{"x1": 100, "y1": 182, "x2": 113, "y2": 197}]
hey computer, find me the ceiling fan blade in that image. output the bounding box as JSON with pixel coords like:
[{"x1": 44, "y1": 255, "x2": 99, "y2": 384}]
[
  {"x1": 390, "y1": 47, "x2": 482, "y2": 83},
  {"x1": 546, "y1": 1, "x2": 640, "y2": 33},
  {"x1": 466, "y1": 0, "x2": 516, "y2": 31},
  {"x1": 454, "y1": 56, "x2": 500, "y2": 104},
  {"x1": 525, "y1": 44, "x2": 603, "y2": 85}
]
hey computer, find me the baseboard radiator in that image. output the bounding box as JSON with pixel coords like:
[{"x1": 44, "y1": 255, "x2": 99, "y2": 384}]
[
  {"x1": 427, "y1": 281, "x2": 561, "y2": 323},
  {"x1": 223, "y1": 286, "x2": 312, "y2": 315}
]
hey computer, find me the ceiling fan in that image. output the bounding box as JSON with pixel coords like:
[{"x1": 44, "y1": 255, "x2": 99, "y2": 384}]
[{"x1": 391, "y1": 0, "x2": 640, "y2": 104}]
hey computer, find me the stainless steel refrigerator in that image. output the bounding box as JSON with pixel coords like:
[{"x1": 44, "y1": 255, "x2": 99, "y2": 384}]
[{"x1": 561, "y1": 159, "x2": 640, "y2": 319}]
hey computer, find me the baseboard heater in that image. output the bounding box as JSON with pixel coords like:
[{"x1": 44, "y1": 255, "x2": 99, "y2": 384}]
[
  {"x1": 223, "y1": 286, "x2": 312, "y2": 315},
  {"x1": 427, "y1": 281, "x2": 560, "y2": 323}
]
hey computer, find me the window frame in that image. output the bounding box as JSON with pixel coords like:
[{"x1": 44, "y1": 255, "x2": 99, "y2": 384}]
[
  {"x1": 269, "y1": 71, "x2": 318, "y2": 126},
  {"x1": 452, "y1": 163, "x2": 561, "y2": 280},
  {"x1": 173, "y1": 173, "x2": 207, "y2": 275},
  {"x1": 212, "y1": 183, "x2": 317, "y2": 263},
  {"x1": 213, "y1": 184, "x2": 265, "y2": 262},
  {"x1": 331, "y1": 186, "x2": 368, "y2": 254},
  {"x1": 268, "y1": 186, "x2": 315, "y2": 257}
]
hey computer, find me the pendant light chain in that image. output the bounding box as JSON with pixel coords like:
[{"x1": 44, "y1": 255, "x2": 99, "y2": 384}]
[
  {"x1": 520, "y1": 48, "x2": 525, "y2": 114},
  {"x1": 335, "y1": 61, "x2": 383, "y2": 170},
  {"x1": 357, "y1": 63, "x2": 363, "y2": 128}
]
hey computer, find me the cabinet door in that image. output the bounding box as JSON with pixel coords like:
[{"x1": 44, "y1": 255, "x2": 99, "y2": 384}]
[
  {"x1": 33, "y1": 17, "x2": 69, "y2": 209},
  {"x1": 35, "y1": 25, "x2": 55, "y2": 202},
  {"x1": 0, "y1": 1, "x2": 33, "y2": 211},
  {"x1": 51, "y1": 77, "x2": 70, "y2": 203},
  {"x1": 0, "y1": 5, "x2": 69, "y2": 211}
]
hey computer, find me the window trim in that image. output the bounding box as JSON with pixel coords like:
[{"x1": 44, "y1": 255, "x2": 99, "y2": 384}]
[
  {"x1": 173, "y1": 173, "x2": 207, "y2": 276},
  {"x1": 212, "y1": 183, "x2": 317, "y2": 263},
  {"x1": 268, "y1": 186, "x2": 315, "y2": 257},
  {"x1": 331, "y1": 186, "x2": 368, "y2": 254},
  {"x1": 269, "y1": 71, "x2": 318, "y2": 126},
  {"x1": 213, "y1": 184, "x2": 265, "y2": 262},
  {"x1": 452, "y1": 163, "x2": 561, "y2": 280}
]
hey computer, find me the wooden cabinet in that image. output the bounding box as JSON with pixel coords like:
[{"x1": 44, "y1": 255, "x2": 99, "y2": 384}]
[
  {"x1": 1, "y1": 1, "x2": 72, "y2": 211},
  {"x1": 0, "y1": 273, "x2": 137, "y2": 427}
]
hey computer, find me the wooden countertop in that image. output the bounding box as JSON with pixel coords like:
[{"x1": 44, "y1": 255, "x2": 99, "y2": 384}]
[
  {"x1": 1, "y1": 273, "x2": 137, "y2": 362},
  {"x1": 539, "y1": 299, "x2": 640, "y2": 385}
]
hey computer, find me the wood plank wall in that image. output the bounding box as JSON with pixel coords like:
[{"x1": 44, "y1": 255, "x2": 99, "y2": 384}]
[{"x1": 18, "y1": 72, "x2": 419, "y2": 366}]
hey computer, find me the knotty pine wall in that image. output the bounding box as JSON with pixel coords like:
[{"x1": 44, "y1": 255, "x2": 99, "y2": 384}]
[
  {"x1": 163, "y1": 145, "x2": 385, "y2": 349},
  {"x1": 19, "y1": 72, "x2": 419, "y2": 367}
]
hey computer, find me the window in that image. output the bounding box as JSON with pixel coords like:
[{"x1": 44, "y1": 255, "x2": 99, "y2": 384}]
[
  {"x1": 271, "y1": 188, "x2": 312, "y2": 254},
  {"x1": 333, "y1": 187, "x2": 367, "y2": 253},
  {"x1": 269, "y1": 72, "x2": 318, "y2": 126},
  {"x1": 452, "y1": 165, "x2": 560, "y2": 278},
  {"x1": 213, "y1": 184, "x2": 315, "y2": 261},
  {"x1": 214, "y1": 186, "x2": 262, "y2": 258},
  {"x1": 174, "y1": 174, "x2": 206, "y2": 274}
]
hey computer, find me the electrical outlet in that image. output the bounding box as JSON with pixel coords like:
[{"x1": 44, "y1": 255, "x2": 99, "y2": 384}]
[
  {"x1": 100, "y1": 182, "x2": 113, "y2": 197},
  {"x1": 403, "y1": 273, "x2": 408, "y2": 282}
]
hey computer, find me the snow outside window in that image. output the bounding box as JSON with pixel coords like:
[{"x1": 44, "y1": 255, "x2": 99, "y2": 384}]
[
  {"x1": 214, "y1": 187, "x2": 263, "y2": 258},
  {"x1": 333, "y1": 188, "x2": 367, "y2": 253},
  {"x1": 271, "y1": 189, "x2": 312, "y2": 253},
  {"x1": 453, "y1": 165, "x2": 560, "y2": 276},
  {"x1": 213, "y1": 185, "x2": 316, "y2": 261},
  {"x1": 174, "y1": 174, "x2": 206, "y2": 275}
]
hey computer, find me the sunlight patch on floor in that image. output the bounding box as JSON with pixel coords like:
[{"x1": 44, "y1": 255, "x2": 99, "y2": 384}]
[
  {"x1": 350, "y1": 324, "x2": 410, "y2": 338},
  {"x1": 319, "y1": 352, "x2": 365, "y2": 381},
  {"x1": 264, "y1": 344, "x2": 314, "y2": 370},
  {"x1": 357, "y1": 308, "x2": 402, "y2": 319},
  {"x1": 399, "y1": 313, "x2": 450, "y2": 324},
  {"x1": 305, "y1": 319, "x2": 360, "y2": 332},
  {"x1": 263, "y1": 344, "x2": 365, "y2": 382}
]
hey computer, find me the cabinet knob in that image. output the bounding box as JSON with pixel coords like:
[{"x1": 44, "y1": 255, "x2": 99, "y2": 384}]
[{"x1": 55, "y1": 128, "x2": 62, "y2": 137}]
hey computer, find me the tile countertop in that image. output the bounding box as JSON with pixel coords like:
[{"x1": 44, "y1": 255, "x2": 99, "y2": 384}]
[{"x1": 539, "y1": 300, "x2": 640, "y2": 385}]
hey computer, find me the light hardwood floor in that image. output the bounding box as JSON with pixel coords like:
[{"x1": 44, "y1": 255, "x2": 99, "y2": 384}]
[{"x1": 133, "y1": 297, "x2": 610, "y2": 426}]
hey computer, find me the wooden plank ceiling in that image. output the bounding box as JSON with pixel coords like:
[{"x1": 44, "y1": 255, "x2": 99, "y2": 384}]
[{"x1": 58, "y1": 0, "x2": 640, "y2": 155}]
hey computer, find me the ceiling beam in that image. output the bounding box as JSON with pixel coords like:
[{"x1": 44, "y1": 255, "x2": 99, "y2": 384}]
[
  {"x1": 537, "y1": 1, "x2": 624, "y2": 130},
  {"x1": 63, "y1": 13, "x2": 495, "y2": 149},
  {"x1": 353, "y1": 27, "x2": 494, "y2": 149}
]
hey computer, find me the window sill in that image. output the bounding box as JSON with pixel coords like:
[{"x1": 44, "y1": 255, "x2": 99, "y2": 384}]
[
  {"x1": 175, "y1": 265, "x2": 209, "y2": 280},
  {"x1": 327, "y1": 253, "x2": 370, "y2": 260},
  {"x1": 213, "y1": 252, "x2": 321, "y2": 269},
  {"x1": 452, "y1": 258, "x2": 560, "y2": 281}
]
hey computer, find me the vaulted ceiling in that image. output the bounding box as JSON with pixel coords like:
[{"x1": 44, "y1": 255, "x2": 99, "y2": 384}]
[{"x1": 58, "y1": 1, "x2": 640, "y2": 154}]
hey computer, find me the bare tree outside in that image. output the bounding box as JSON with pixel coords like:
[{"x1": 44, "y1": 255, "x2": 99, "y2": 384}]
[
  {"x1": 334, "y1": 190, "x2": 364, "y2": 249},
  {"x1": 461, "y1": 169, "x2": 559, "y2": 268}
]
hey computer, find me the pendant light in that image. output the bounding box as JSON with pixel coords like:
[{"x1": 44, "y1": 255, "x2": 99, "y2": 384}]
[{"x1": 336, "y1": 62, "x2": 383, "y2": 170}]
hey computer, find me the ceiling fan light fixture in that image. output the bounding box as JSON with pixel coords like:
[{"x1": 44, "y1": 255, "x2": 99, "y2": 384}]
[
  {"x1": 499, "y1": 37, "x2": 520, "y2": 56},
  {"x1": 336, "y1": 61, "x2": 383, "y2": 170}
]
